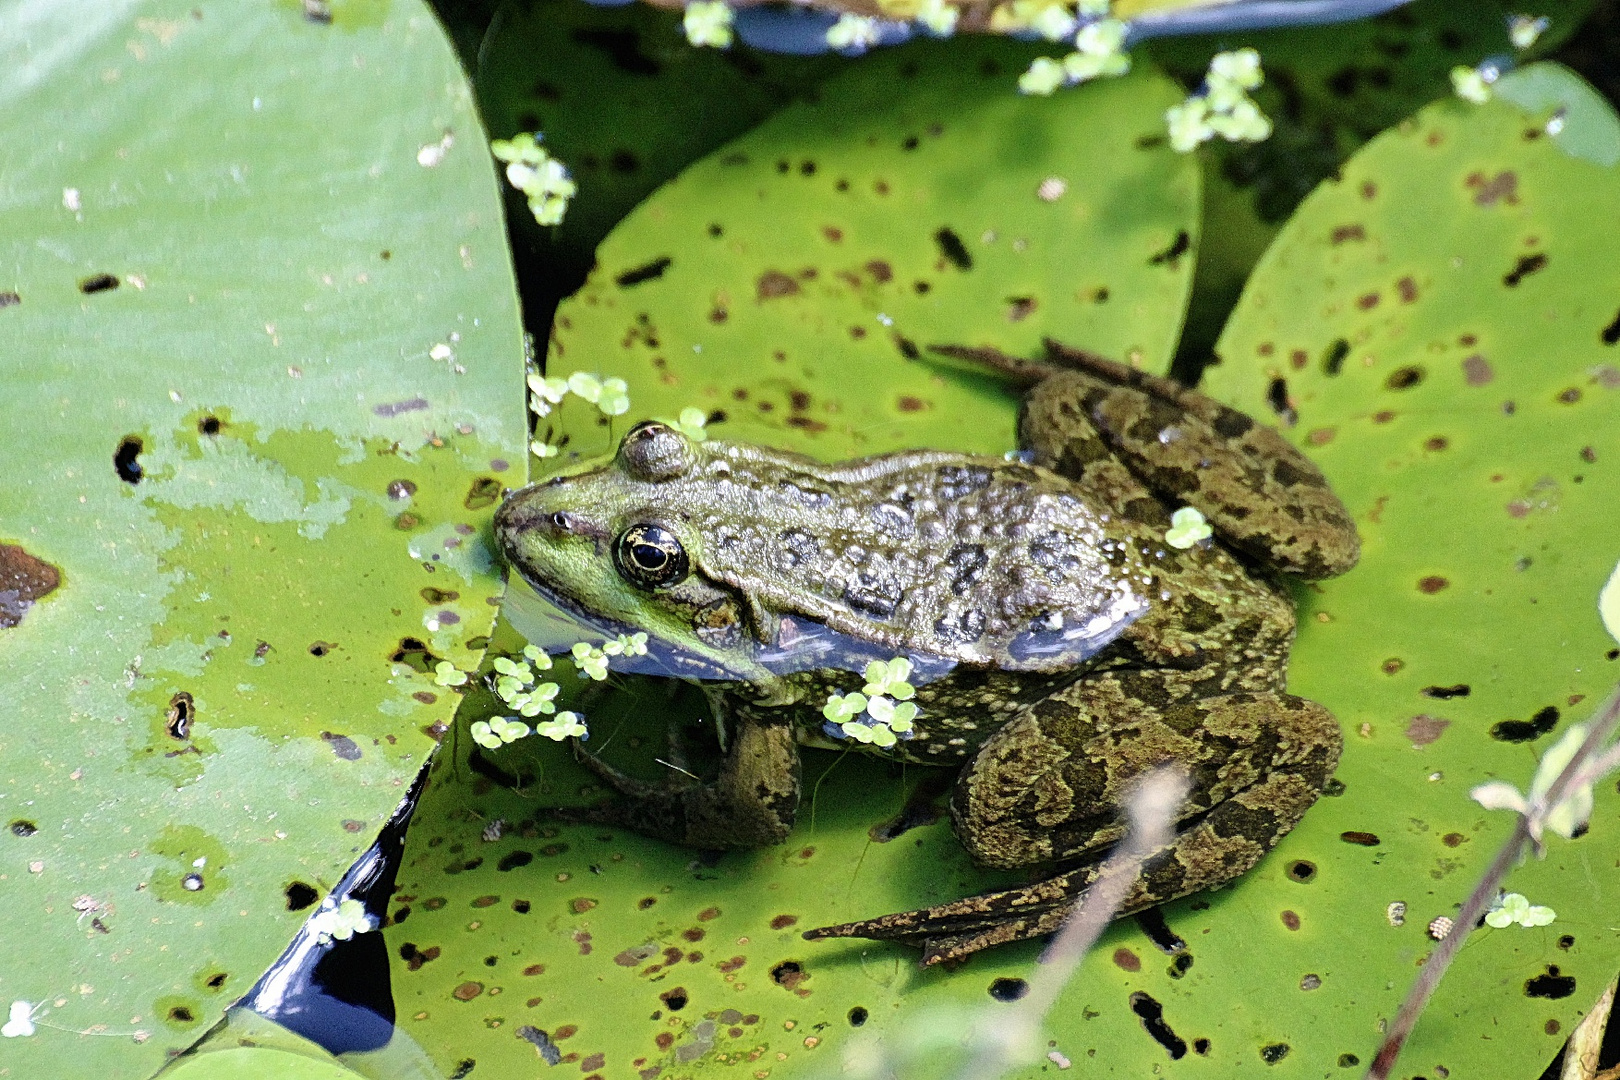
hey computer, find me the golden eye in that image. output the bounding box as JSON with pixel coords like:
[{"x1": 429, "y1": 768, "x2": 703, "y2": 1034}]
[{"x1": 613, "y1": 523, "x2": 689, "y2": 588}]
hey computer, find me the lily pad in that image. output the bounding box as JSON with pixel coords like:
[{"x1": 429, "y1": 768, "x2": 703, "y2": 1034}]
[
  {"x1": 0, "y1": 0, "x2": 523, "y2": 1075},
  {"x1": 543, "y1": 37, "x2": 1200, "y2": 463},
  {"x1": 1200, "y1": 60, "x2": 1620, "y2": 1076}
]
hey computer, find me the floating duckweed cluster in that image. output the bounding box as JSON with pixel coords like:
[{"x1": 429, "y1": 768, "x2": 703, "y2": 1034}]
[
  {"x1": 526, "y1": 369, "x2": 636, "y2": 457},
  {"x1": 440, "y1": 636, "x2": 647, "y2": 750},
  {"x1": 490, "y1": 132, "x2": 576, "y2": 226},
  {"x1": 822, "y1": 657, "x2": 921, "y2": 748},
  {"x1": 683, "y1": 0, "x2": 734, "y2": 48},
  {"x1": 1450, "y1": 61, "x2": 1500, "y2": 104},
  {"x1": 308, "y1": 897, "x2": 376, "y2": 945},
  {"x1": 1164, "y1": 506, "x2": 1212, "y2": 549},
  {"x1": 1164, "y1": 48, "x2": 1272, "y2": 152},
  {"x1": 1485, "y1": 892, "x2": 1556, "y2": 928},
  {"x1": 1017, "y1": 14, "x2": 1129, "y2": 96}
]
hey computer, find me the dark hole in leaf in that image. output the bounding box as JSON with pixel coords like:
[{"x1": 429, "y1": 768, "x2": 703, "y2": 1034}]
[
  {"x1": 1323, "y1": 778, "x2": 1346, "y2": 796},
  {"x1": 0, "y1": 543, "x2": 63, "y2": 628},
  {"x1": 498, "y1": 850, "x2": 534, "y2": 872},
  {"x1": 285, "y1": 881, "x2": 319, "y2": 910},
  {"x1": 1602, "y1": 308, "x2": 1620, "y2": 345},
  {"x1": 115, "y1": 436, "x2": 144, "y2": 483},
  {"x1": 660, "y1": 987, "x2": 688, "y2": 1011},
  {"x1": 205, "y1": 972, "x2": 227, "y2": 989},
  {"x1": 10, "y1": 819, "x2": 38, "y2": 836},
  {"x1": 390, "y1": 637, "x2": 442, "y2": 674},
  {"x1": 1609, "y1": 649, "x2": 1620, "y2": 661},
  {"x1": 902, "y1": 136, "x2": 919, "y2": 150},
  {"x1": 465, "y1": 476, "x2": 503, "y2": 510},
  {"x1": 1385, "y1": 366, "x2": 1424, "y2": 390},
  {"x1": 1260, "y1": 1043, "x2": 1290, "y2": 1064},
  {"x1": 513, "y1": 899, "x2": 531, "y2": 913},
  {"x1": 707, "y1": 223, "x2": 723, "y2": 238},
  {"x1": 321, "y1": 731, "x2": 361, "y2": 760},
  {"x1": 1286, "y1": 860, "x2": 1317, "y2": 883},
  {"x1": 1421, "y1": 684, "x2": 1471, "y2": 699},
  {"x1": 769, "y1": 960, "x2": 806, "y2": 989},
  {"x1": 615, "y1": 257, "x2": 672, "y2": 288},
  {"x1": 1168, "y1": 953, "x2": 1193, "y2": 979},
  {"x1": 1338, "y1": 1052, "x2": 1360, "y2": 1067},
  {"x1": 182, "y1": 872, "x2": 204, "y2": 891},
  {"x1": 0, "y1": 291, "x2": 19, "y2": 308},
  {"x1": 1193, "y1": 1038, "x2": 1211, "y2": 1055},
  {"x1": 308, "y1": 641, "x2": 334, "y2": 657},
  {"x1": 1525, "y1": 965, "x2": 1576, "y2": 999},
  {"x1": 1129, "y1": 992, "x2": 1187, "y2": 1058},
  {"x1": 848, "y1": 1006, "x2": 868, "y2": 1026},
  {"x1": 420, "y1": 587, "x2": 459, "y2": 604},
  {"x1": 168, "y1": 1006, "x2": 196, "y2": 1023},
  {"x1": 198, "y1": 416, "x2": 222, "y2": 435},
  {"x1": 1503, "y1": 252, "x2": 1548, "y2": 287},
  {"x1": 570, "y1": 28, "x2": 661, "y2": 75},
  {"x1": 1490, "y1": 705, "x2": 1559, "y2": 743},
  {"x1": 1340, "y1": 831, "x2": 1380, "y2": 846},
  {"x1": 79, "y1": 273, "x2": 119, "y2": 294},
  {"x1": 989, "y1": 977, "x2": 1029, "y2": 1002},
  {"x1": 890, "y1": 335, "x2": 920, "y2": 361},
  {"x1": 934, "y1": 228, "x2": 972, "y2": 271},
  {"x1": 913, "y1": 280, "x2": 930, "y2": 294},
  {"x1": 1558, "y1": 935, "x2": 1575, "y2": 950},
  {"x1": 1266, "y1": 378, "x2": 1296, "y2": 425},
  {"x1": 166, "y1": 691, "x2": 194, "y2": 740},
  {"x1": 484, "y1": 955, "x2": 498, "y2": 967},
  {"x1": 1322, "y1": 338, "x2": 1349, "y2": 375},
  {"x1": 1135, "y1": 908, "x2": 1186, "y2": 953},
  {"x1": 1149, "y1": 231, "x2": 1191, "y2": 268},
  {"x1": 387, "y1": 479, "x2": 417, "y2": 500}
]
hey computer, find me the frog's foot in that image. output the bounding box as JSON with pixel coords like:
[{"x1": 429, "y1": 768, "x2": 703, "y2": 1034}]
[
  {"x1": 561, "y1": 718, "x2": 802, "y2": 849},
  {"x1": 807, "y1": 684, "x2": 1342, "y2": 964}
]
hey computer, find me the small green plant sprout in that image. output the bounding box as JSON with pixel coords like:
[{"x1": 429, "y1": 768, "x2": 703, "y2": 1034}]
[
  {"x1": 490, "y1": 132, "x2": 576, "y2": 226},
  {"x1": 656, "y1": 406, "x2": 710, "y2": 442},
  {"x1": 1471, "y1": 722, "x2": 1596, "y2": 848},
  {"x1": 863, "y1": 656, "x2": 916, "y2": 699},
  {"x1": 470, "y1": 715, "x2": 532, "y2": 750},
  {"x1": 3, "y1": 1001, "x2": 37, "y2": 1039},
  {"x1": 308, "y1": 897, "x2": 376, "y2": 944},
  {"x1": 1450, "y1": 62, "x2": 1499, "y2": 104},
  {"x1": 571, "y1": 641, "x2": 611, "y2": 681},
  {"x1": 914, "y1": 0, "x2": 958, "y2": 38},
  {"x1": 1165, "y1": 48, "x2": 1273, "y2": 151},
  {"x1": 1164, "y1": 506, "x2": 1213, "y2": 549},
  {"x1": 522, "y1": 643, "x2": 554, "y2": 670},
  {"x1": 536, "y1": 711, "x2": 588, "y2": 742},
  {"x1": 491, "y1": 652, "x2": 563, "y2": 716},
  {"x1": 1017, "y1": 16, "x2": 1129, "y2": 96},
  {"x1": 433, "y1": 660, "x2": 468, "y2": 687},
  {"x1": 1508, "y1": 14, "x2": 1549, "y2": 49},
  {"x1": 683, "y1": 0, "x2": 734, "y2": 48},
  {"x1": 821, "y1": 658, "x2": 922, "y2": 746},
  {"x1": 527, "y1": 371, "x2": 569, "y2": 417},
  {"x1": 602, "y1": 631, "x2": 650, "y2": 658},
  {"x1": 826, "y1": 14, "x2": 881, "y2": 51},
  {"x1": 1485, "y1": 891, "x2": 1556, "y2": 928},
  {"x1": 564, "y1": 371, "x2": 631, "y2": 417}
]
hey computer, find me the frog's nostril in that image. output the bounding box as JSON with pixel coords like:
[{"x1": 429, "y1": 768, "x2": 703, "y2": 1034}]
[{"x1": 551, "y1": 512, "x2": 570, "y2": 530}]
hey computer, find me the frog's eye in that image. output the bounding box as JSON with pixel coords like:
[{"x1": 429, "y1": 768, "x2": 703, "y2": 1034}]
[
  {"x1": 613, "y1": 523, "x2": 689, "y2": 589},
  {"x1": 619, "y1": 422, "x2": 694, "y2": 483}
]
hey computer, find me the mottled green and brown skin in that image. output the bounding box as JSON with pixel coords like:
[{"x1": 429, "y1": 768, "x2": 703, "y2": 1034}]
[{"x1": 495, "y1": 341, "x2": 1359, "y2": 964}]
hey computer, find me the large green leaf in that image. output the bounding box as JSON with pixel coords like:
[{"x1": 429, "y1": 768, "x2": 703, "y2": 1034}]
[
  {"x1": 0, "y1": 1, "x2": 524, "y2": 1075},
  {"x1": 544, "y1": 38, "x2": 1199, "y2": 464},
  {"x1": 1199, "y1": 61, "x2": 1620, "y2": 1077}
]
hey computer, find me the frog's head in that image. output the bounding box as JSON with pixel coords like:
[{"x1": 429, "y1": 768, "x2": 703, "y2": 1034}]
[{"x1": 495, "y1": 421, "x2": 772, "y2": 683}]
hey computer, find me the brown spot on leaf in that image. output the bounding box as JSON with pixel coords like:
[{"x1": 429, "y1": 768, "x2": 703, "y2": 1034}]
[
  {"x1": 0, "y1": 544, "x2": 62, "y2": 628},
  {"x1": 1417, "y1": 576, "x2": 1449, "y2": 594},
  {"x1": 822, "y1": 226, "x2": 843, "y2": 243},
  {"x1": 1472, "y1": 171, "x2": 1519, "y2": 207},
  {"x1": 756, "y1": 271, "x2": 799, "y2": 300},
  {"x1": 1357, "y1": 292, "x2": 1380, "y2": 310},
  {"x1": 865, "y1": 259, "x2": 893, "y2": 283},
  {"x1": 1462, "y1": 354, "x2": 1494, "y2": 386},
  {"x1": 1396, "y1": 276, "x2": 1418, "y2": 303},
  {"x1": 770, "y1": 914, "x2": 799, "y2": 930},
  {"x1": 1405, "y1": 715, "x2": 1451, "y2": 746},
  {"x1": 1442, "y1": 832, "x2": 1467, "y2": 847},
  {"x1": 452, "y1": 981, "x2": 484, "y2": 1001},
  {"x1": 1331, "y1": 224, "x2": 1366, "y2": 244},
  {"x1": 897, "y1": 396, "x2": 927, "y2": 413},
  {"x1": 1006, "y1": 296, "x2": 1037, "y2": 321},
  {"x1": 1281, "y1": 910, "x2": 1301, "y2": 930},
  {"x1": 1113, "y1": 947, "x2": 1141, "y2": 971},
  {"x1": 1340, "y1": 831, "x2": 1380, "y2": 846},
  {"x1": 1307, "y1": 427, "x2": 1336, "y2": 446}
]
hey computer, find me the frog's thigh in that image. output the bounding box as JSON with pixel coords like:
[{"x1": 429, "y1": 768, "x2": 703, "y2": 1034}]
[
  {"x1": 952, "y1": 676, "x2": 1342, "y2": 873},
  {"x1": 1028, "y1": 372, "x2": 1359, "y2": 579}
]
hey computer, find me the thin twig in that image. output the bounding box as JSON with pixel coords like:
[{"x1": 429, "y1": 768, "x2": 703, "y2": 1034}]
[
  {"x1": 1561, "y1": 975, "x2": 1617, "y2": 1080},
  {"x1": 1368, "y1": 689, "x2": 1620, "y2": 1080},
  {"x1": 951, "y1": 766, "x2": 1191, "y2": 1080}
]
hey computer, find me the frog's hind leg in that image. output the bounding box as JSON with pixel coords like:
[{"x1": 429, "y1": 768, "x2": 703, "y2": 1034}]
[
  {"x1": 803, "y1": 678, "x2": 1340, "y2": 965},
  {"x1": 1034, "y1": 339, "x2": 1358, "y2": 579},
  {"x1": 564, "y1": 713, "x2": 802, "y2": 848}
]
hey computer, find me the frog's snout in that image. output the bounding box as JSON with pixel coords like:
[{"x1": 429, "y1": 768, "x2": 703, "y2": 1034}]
[{"x1": 493, "y1": 484, "x2": 551, "y2": 558}]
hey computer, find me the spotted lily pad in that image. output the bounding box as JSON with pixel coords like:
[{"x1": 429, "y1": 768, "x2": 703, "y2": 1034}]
[{"x1": 0, "y1": 1, "x2": 523, "y2": 1075}]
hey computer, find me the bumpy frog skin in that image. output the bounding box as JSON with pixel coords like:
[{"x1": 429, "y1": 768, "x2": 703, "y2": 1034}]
[{"x1": 495, "y1": 342, "x2": 1359, "y2": 964}]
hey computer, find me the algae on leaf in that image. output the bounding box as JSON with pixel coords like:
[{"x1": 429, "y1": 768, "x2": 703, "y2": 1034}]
[{"x1": 0, "y1": 1, "x2": 524, "y2": 1075}]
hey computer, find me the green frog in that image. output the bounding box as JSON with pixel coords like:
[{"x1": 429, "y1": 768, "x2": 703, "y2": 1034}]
[{"x1": 494, "y1": 342, "x2": 1359, "y2": 965}]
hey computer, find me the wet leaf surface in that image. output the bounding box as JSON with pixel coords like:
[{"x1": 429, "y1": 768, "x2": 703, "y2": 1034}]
[{"x1": 0, "y1": 1, "x2": 523, "y2": 1074}]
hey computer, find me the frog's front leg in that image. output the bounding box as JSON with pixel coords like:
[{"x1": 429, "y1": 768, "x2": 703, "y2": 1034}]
[
  {"x1": 566, "y1": 709, "x2": 801, "y2": 848},
  {"x1": 803, "y1": 672, "x2": 1340, "y2": 964}
]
